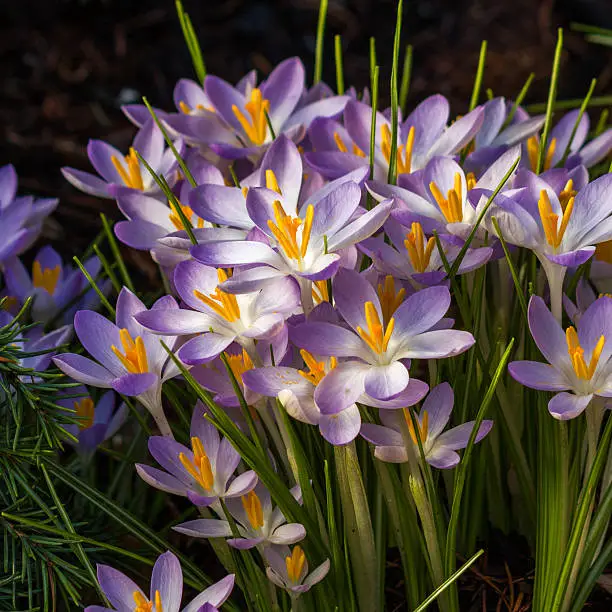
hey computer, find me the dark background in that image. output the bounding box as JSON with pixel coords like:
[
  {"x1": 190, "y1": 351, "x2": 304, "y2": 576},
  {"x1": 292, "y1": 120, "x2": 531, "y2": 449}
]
[{"x1": 2, "y1": 0, "x2": 612, "y2": 257}]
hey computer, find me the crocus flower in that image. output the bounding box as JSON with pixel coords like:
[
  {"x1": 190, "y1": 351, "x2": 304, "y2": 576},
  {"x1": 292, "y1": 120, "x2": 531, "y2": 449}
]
[
  {"x1": 306, "y1": 95, "x2": 484, "y2": 183},
  {"x1": 2, "y1": 247, "x2": 106, "y2": 325},
  {"x1": 360, "y1": 382, "x2": 493, "y2": 468},
  {"x1": 563, "y1": 278, "x2": 597, "y2": 324},
  {"x1": 0, "y1": 164, "x2": 58, "y2": 265},
  {"x1": 190, "y1": 136, "x2": 391, "y2": 308},
  {"x1": 200, "y1": 58, "x2": 348, "y2": 162},
  {"x1": 264, "y1": 545, "x2": 330, "y2": 597},
  {"x1": 291, "y1": 268, "x2": 474, "y2": 414},
  {"x1": 61, "y1": 120, "x2": 182, "y2": 199},
  {"x1": 85, "y1": 550, "x2": 235, "y2": 612},
  {"x1": 490, "y1": 171, "x2": 612, "y2": 320},
  {"x1": 135, "y1": 259, "x2": 299, "y2": 365},
  {"x1": 53, "y1": 288, "x2": 181, "y2": 437},
  {"x1": 173, "y1": 482, "x2": 305, "y2": 549},
  {"x1": 58, "y1": 387, "x2": 127, "y2": 459},
  {"x1": 508, "y1": 295, "x2": 612, "y2": 419},
  {"x1": 243, "y1": 306, "x2": 430, "y2": 445},
  {"x1": 136, "y1": 405, "x2": 257, "y2": 506}
]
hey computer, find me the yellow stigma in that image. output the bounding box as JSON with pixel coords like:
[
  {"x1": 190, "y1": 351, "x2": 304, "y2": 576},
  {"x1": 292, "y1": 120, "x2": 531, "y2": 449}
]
[
  {"x1": 111, "y1": 329, "x2": 149, "y2": 374},
  {"x1": 225, "y1": 348, "x2": 254, "y2": 383},
  {"x1": 267, "y1": 201, "x2": 314, "y2": 263},
  {"x1": 241, "y1": 490, "x2": 264, "y2": 530},
  {"x1": 232, "y1": 88, "x2": 270, "y2": 146},
  {"x1": 286, "y1": 545, "x2": 306, "y2": 584},
  {"x1": 559, "y1": 179, "x2": 577, "y2": 211},
  {"x1": 527, "y1": 136, "x2": 557, "y2": 173},
  {"x1": 193, "y1": 269, "x2": 241, "y2": 322},
  {"x1": 168, "y1": 199, "x2": 205, "y2": 231},
  {"x1": 403, "y1": 408, "x2": 429, "y2": 445},
  {"x1": 595, "y1": 240, "x2": 612, "y2": 264},
  {"x1": 465, "y1": 172, "x2": 477, "y2": 190},
  {"x1": 381, "y1": 124, "x2": 415, "y2": 175},
  {"x1": 179, "y1": 100, "x2": 213, "y2": 114},
  {"x1": 133, "y1": 590, "x2": 162, "y2": 612},
  {"x1": 111, "y1": 147, "x2": 144, "y2": 190},
  {"x1": 356, "y1": 301, "x2": 395, "y2": 355},
  {"x1": 429, "y1": 172, "x2": 464, "y2": 223},
  {"x1": 265, "y1": 169, "x2": 282, "y2": 194},
  {"x1": 333, "y1": 132, "x2": 366, "y2": 157},
  {"x1": 298, "y1": 349, "x2": 337, "y2": 386},
  {"x1": 538, "y1": 189, "x2": 574, "y2": 249},
  {"x1": 179, "y1": 436, "x2": 215, "y2": 491},
  {"x1": 404, "y1": 222, "x2": 436, "y2": 274},
  {"x1": 32, "y1": 261, "x2": 61, "y2": 295},
  {"x1": 376, "y1": 275, "x2": 405, "y2": 325},
  {"x1": 566, "y1": 326, "x2": 605, "y2": 381},
  {"x1": 74, "y1": 397, "x2": 95, "y2": 430},
  {"x1": 312, "y1": 279, "x2": 330, "y2": 305}
]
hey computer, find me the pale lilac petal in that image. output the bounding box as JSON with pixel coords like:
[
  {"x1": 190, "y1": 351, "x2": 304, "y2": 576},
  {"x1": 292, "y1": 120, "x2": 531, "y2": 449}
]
[
  {"x1": 491, "y1": 115, "x2": 545, "y2": 147},
  {"x1": 204, "y1": 76, "x2": 246, "y2": 131},
  {"x1": 398, "y1": 330, "x2": 475, "y2": 359},
  {"x1": 53, "y1": 354, "x2": 114, "y2": 388},
  {"x1": 403, "y1": 95, "x2": 449, "y2": 157},
  {"x1": 422, "y1": 382, "x2": 454, "y2": 439},
  {"x1": 319, "y1": 404, "x2": 362, "y2": 445},
  {"x1": 189, "y1": 185, "x2": 251, "y2": 229},
  {"x1": 303, "y1": 559, "x2": 331, "y2": 588},
  {"x1": 112, "y1": 372, "x2": 157, "y2": 396},
  {"x1": 305, "y1": 151, "x2": 369, "y2": 180},
  {"x1": 314, "y1": 363, "x2": 367, "y2": 414},
  {"x1": 173, "y1": 519, "x2": 232, "y2": 538},
  {"x1": 135, "y1": 464, "x2": 189, "y2": 496},
  {"x1": 548, "y1": 392, "x2": 593, "y2": 420},
  {"x1": 508, "y1": 361, "x2": 571, "y2": 391},
  {"x1": 178, "y1": 333, "x2": 234, "y2": 365},
  {"x1": 578, "y1": 296, "x2": 612, "y2": 365},
  {"x1": 363, "y1": 361, "x2": 409, "y2": 400},
  {"x1": 191, "y1": 240, "x2": 284, "y2": 269},
  {"x1": 150, "y1": 551, "x2": 182, "y2": 611},
  {"x1": 393, "y1": 285, "x2": 450, "y2": 337},
  {"x1": 115, "y1": 220, "x2": 167, "y2": 250},
  {"x1": 566, "y1": 174, "x2": 612, "y2": 242},
  {"x1": 360, "y1": 423, "x2": 403, "y2": 446},
  {"x1": 87, "y1": 140, "x2": 125, "y2": 183},
  {"x1": 310, "y1": 181, "x2": 361, "y2": 238},
  {"x1": 374, "y1": 445, "x2": 409, "y2": 463},
  {"x1": 576, "y1": 128, "x2": 612, "y2": 168},
  {"x1": 225, "y1": 471, "x2": 258, "y2": 498},
  {"x1": 285, "y1": 96, "x2": 348, "y2": 131},
  {"x1": 527, "y1": 295, "x2": 568, "y2": 370},
  {"x1": 428, "y1": 107, "x2": 484, "y2": 158},
  {"x1": 474, "y1": 97, "x2": 506, "y2": 148},
  {"x1": 262, "y1": 58, "x2": 304, "y2": 128},
  {"x1": 549, "y1": 109, "x2": 589, "y2": 167},
  {"x1": 134, "y1": 121, "x2": 165, "y2": 168},
  {"x1": 269, "y1": 523, "x2": 306, "y2": 545},
  {"x1": 183, "y1": 575, "x2": 235, "y2": 612},
  {"x1": 291, "y1": 322, "x2": 371, "y2": 360},
  {"x1": 546, "y1": 248, "x2": 595, "y2": 267},
  {"x1": 436, "y1": 420, "x2": 493, "y2": 450},
  {"x1": 97, "y1": 564, "x2": 144, "y2": 612},
  {"x1": 73, "y1": 310, "x2": 123, "y2": 374},
  {"x1": 0, "y1": 164, "x2": 17, "y2": 208},
  {"x1": 259, "y1": 135, "x2": 303, "y2": 207},
  {"x1": 242, "y1": 367, "x2": 312, "y2": 397},
  {"x1": 332, "y1": 267, "x2": 380, "y2": 331},
  {"x1": 427, "y1": 446, "x2": 461, "y2": 469}
]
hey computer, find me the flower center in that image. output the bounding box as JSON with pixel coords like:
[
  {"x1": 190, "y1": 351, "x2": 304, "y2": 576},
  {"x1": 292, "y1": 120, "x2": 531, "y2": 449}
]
[
  {"x1": 193, "y1": 269, "x2": 241, "y2": 322},
  {"x1": 527, "y1": 136, "x2": 557, "y2": 173},
  {"x1": 32, "y1": 261, "x2": 61, "y2": 295},
  {"x1": 286, "y1": 545, "x2": 306, "y2": 584},
  {"x1": 231, "y1": 88, "x2": 270, "y2": 146},
  {"x1": 465, "y1": 172, "x2": 477, "y2": 190},
  {"x1": 538, "y1": 189, "x2": 574, "y2": 249},
  {"x1": 111, "y1": 147, "x2": 144, "y2": 190},
  {"x1": 241, "y1": 489, "x2": 264, "y2": 529},
  {"x1": 179, "y1": 100, "x2": 213, "y2": 114},
  {"x1": 381, "y1": 124, "x2": 415, "y2": 175},
  {"x1": 559, "y1": 179, "x2": 577, "y2": 211},
  {"x1": 333, "y1": 132, "x2": 366, "y2": 157},
  {"x1": 595, "y1": 240, "x2": 612, "y2": 264},
  {"x1": 566, "y1": 326, "x2": 605, "y2": 380},
  {"x1": 74, "y1": 397, "x2": 95, "y2": 430},
  {"x1": 298, "y1": 349, "x2": 337, "y2": 386},
  {"x1": 429, "y1": 172, "x2": 464, "y2": 223},
  {"x1": 312, "y1": 280, "x2": 329, "y2": 305},
  {"x1": 179, "y1": 436, "x2": 214, "y2": 491},
  {"x1": 225, "y1": 348, "x2": 254, "y2": 382},
  {"x1": 267, "y1": 200, "x2": 314, "y2": 263},
  {"x1": 168, "y1": 200, "x2": 205, "y2": 231},
  {"x1": 133, "y1": 590, "x2": 162, "y2": 612},
  {"x1": 403, "y1": 408, "x2": 429, "y2": 445},
  {"x1": 356, "y1": 301, "x2": 395, "y2": 355},
  {"x1": 376, "y1": 275, "x2": 405, "y2": 325},
  {"x1": 111, "y1": 329, "x2": 149, "y2": 374},
  {"x1": 404, "y1": 223, "x2": 436, "y2": 274}
]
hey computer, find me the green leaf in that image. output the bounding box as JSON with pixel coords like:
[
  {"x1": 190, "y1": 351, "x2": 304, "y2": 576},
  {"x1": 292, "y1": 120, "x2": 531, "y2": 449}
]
[{"x1": 314, "y1": 0, "x2": 329, "y2": 84}]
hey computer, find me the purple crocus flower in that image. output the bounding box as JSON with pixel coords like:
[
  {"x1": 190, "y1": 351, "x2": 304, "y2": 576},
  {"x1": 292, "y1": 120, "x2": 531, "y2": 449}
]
[
  {"x1": 190, "y1": 136, "x2": 391, "y2": 309},
  {"x1": 264, "y1": 545, "x2": 330, "y2": 597},
  {"x1": 490, "y1": 171, "x2": 612, "y2": 319},
  {"x1": 360, "y1": 382, "x2": 493, "y2": 468},
  {"x1": 360, "y1": 219, "x2": 492, "y2": 287},
  {"x1": 134, "y1": 259, "x2": 299, "y2": 365},
  {"x1": 2, "y1": 247, "x2": 106, "y2": 325},
  {"x1": 306, "y1": 95, "x2": 484, "y2": 183},
  {"x1": 0, "y1": 164, "x2": 58, "y2": 265},
  {"x1": 53, "y1": 288, "x2": 181, "y2": 437},
  {"x1": 508, "y1": 295, "x2": 612, "y2": 419},
  {"x1": 199, "y1": 58, "x2": 348, "y2": 162},
  {"x1": 291, "y1": 268, "x2": 474, "y2": 415},
  {"x1": 85, "y1": 551, "x2": 235, "y2": 612},
  {"x1": 61, "y1": 120, "x2": 182, "y2": 199},
  {"x1": 563, "y1": 278, "x2": 597, "y2": 324},
  {"x1": 58, "y1": 387, "x2": 127, "y2": 459},
  {"x1": 174, "y1": 482, "x2": 305, "y2": 550},
  {"x1": 136, "y1": 406, "x2": 257, "y2": 507}
]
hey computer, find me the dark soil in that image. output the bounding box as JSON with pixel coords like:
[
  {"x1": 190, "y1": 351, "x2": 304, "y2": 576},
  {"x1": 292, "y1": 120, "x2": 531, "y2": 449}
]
[{"x1": 2, "y1": 0, "x2": 612, "y2": 609}]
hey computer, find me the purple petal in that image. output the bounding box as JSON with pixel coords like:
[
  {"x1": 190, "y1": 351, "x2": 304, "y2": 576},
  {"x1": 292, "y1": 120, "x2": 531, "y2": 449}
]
[
  {"x1": 225, "y1": 470, "x2": 258, "y2": 498},
  {"x1": 269, "y1": 523, "x2": 307, "y2": 545},
  {"x1": 136, "y1": 308, "x2": 213, "y2": 335},
  {"x1": 360, "y1": 423, "x2": 403, "y2": 446},
  {"x1": 319, "y1": 404, "x2": 362, "y2": 445},
  {"x1": 291, "y1": 322, "x2": 371, "y2": 360},
  {"x1": 508, "y1": 361, "x2": 571, "y2": 391},
  {"x1": 363, "y1": 361, "x2": 409, "y2": 400},
  {"x1": 259, "y1": 135, "x2": 303, "y2": 208},
  {"x1": 527, "y1": 295, "x2": 568, "y2": 370},
  {"x1": 173, "y1": 519, "x2": 232, "y2": 538},
  {"x1": 426, "y1": 447, "x2": 461, "y2": 469},
  {"x1": 135, "y1": 464, "x2": 189, "y2": 496},
  {"x1": 115, "y1": 220, "x2": 167, "y2": 250},
  {"x1": 262, "y1": 58, "x2": 304, "y2": 128},
  {"x1": 393, "y1": 285, "x2": 451, "y2": 337},
  {"x1": 422, "y1": 382, "x2": 454, "y2": 439},
  {"x1": 474, "y1": 97, "x2": 506, "y2": 148},
  {"x1": 111, "y1": 372, "x2": 157, "y2": 396},
  {"x1": 305, "y1": 151, "x2": 369, "y2": 180},
  {"x1": 183, "y1": 575, "x2": 235, "y2": 612},
  {"x1": 436, "y1": 420, "x2": 493, "y2": 450},
  {"x1": 548, "y1": 392, "x2": 593, "y2": 420},
  {"x1": 332, "y1": 267, "x2": 380, "y2": 331},
  {"x1": 61, "y1": 167, "x2": 111, "y2": 198},
  {"x1": 189, "y1": 184, "x2": 251, "y2": 229},
  {"x1": 87, "y1": 139, "x2": 125, "y2": 184},
  {"x1": 0, "y1": 164, "x2": 17, "y2": 208},
  {"x1": 314, "y1": 363, "x2": 367, "y2": 414},
  {"x1": 403, "y1": 95, "x2": 450, "y2": 158},
  {"x1": 97, "y1": 564, "x2": 144, "y2": 612},
  {"x1": 53, "y1": 354, "x2": 114, "y2": 388},
  {"x1": 191, "y1": 240, "x2": 284, "y2": 269},
  {"x1": 398, "y1": 330, "x2": 475, "y2": 359},
  {"x1": 73, "y1": 310, "x2": 123, "y2": 375},
  {"x1": 576, "y1": 128, "x2": 612, "y2": 168},
  {"x1": 150, "y1": 551, "x2": 182, "y2": 611},
  {"x1": 178, "y1": 333, "x2": 234, "y2": 365},
  {"x1": 428, "y1": 107, "x2": 484, "y2": 158}
]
